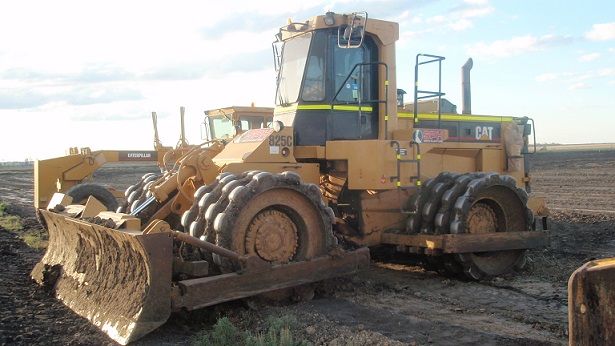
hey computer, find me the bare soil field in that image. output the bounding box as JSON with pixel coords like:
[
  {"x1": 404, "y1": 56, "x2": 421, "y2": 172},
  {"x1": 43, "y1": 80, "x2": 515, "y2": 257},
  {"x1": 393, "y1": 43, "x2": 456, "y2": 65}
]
[
  {"x1": 530, "y1": 150, "x2": 615, "y2": 212},
  {"x1": 537, "y1": 143, "x2": 615, "y2": 152},
  {"x1": 1, "y1": 151, "x2": 615, "y2": 345}
]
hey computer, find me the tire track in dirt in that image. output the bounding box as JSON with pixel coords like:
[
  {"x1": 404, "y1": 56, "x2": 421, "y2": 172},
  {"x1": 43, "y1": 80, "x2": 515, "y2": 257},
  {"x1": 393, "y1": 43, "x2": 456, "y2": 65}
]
[{"x1": 332, "y1": 265, "x2": 567, "y2": 345}]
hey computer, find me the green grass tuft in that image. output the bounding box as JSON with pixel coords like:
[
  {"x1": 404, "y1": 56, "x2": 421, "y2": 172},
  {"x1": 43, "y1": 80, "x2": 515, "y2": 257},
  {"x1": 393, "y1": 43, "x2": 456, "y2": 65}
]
[
  {"x1": 0, "y1": 214, "x2": 22, "y2": 231},
  {"x1": 193, "y1": 315, "x2": 304, "y2": 346},
  {"x1": 22, "y1": 232, "x2": 48, "y2": 249},
  {"x1": 192, "y1": 317, "x2": 240, "y2": 346},
  {"x1": 0, "y1": 201, "x2": 47, "y2": 249},
  {"x1": 0, "y1": 202, "x2": 22, "y2": 231}
]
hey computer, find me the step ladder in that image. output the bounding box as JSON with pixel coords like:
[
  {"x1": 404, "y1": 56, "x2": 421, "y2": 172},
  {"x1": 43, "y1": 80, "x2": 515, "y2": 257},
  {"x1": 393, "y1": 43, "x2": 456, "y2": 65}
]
[
  {"x1": 389, "y1": 140, "x2": 421, "y2": 189},
  {"x1": 413, "y1": 53, "x2": 445, "y2": 128}
]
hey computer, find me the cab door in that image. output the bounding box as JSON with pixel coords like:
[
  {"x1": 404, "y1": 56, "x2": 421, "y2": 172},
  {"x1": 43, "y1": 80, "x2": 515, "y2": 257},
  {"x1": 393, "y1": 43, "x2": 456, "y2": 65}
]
[
  {"x1": 291, "y1": 31, "x2": 379, "y2": 146},
  {"x1": 329, "y1": 35, "x2": 378, "y2": 141}
]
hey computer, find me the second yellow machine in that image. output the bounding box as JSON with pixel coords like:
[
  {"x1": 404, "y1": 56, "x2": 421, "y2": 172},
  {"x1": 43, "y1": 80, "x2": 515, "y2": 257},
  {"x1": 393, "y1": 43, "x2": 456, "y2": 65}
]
[{"x1": 32, "y1": 12, "x2": 548, "y2": 344}]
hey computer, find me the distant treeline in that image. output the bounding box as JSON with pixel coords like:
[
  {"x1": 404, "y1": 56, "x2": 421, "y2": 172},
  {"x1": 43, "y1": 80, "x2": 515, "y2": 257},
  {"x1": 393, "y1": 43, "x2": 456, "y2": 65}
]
[
  {"x1": 0, "y1": 161, "x2": 34, "y2": 167},
  {"x1": 536, "y1": 143, "x2": 615, "y2": 152}
]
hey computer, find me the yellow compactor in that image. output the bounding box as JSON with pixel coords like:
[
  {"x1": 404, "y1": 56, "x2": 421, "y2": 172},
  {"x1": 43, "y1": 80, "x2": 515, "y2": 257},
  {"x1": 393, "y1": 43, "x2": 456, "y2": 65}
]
[{"x1": 32, "y1": 12, "x2": 549, "y2": 344}]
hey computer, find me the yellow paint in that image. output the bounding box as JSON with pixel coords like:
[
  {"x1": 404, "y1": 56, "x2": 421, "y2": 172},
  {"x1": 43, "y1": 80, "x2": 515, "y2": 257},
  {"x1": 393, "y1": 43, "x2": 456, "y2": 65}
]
[
  {"x1": 332, "y1": 105, "x2": 373, "y2": 111},
  {"x1": 297, "y1": 104, "x2": 331, "y2": 110},
  {"x1": 276, "y1": 104, "x2": 374, "y2": 113},
  {"x1": 275, "y1": 107, "x2": 510, "y2": 123},
  {"x1": 589, "y1": 258, "x2": 615, "y2": 270},
  {"x1": 399, "y1": 112, "x2": 514, "y2": 123}
]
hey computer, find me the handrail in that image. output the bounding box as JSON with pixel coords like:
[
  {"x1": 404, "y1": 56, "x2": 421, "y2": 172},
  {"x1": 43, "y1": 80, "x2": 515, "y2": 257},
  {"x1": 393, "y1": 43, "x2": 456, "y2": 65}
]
[
  {"x1": 528, "y1": 117, "x2": 537, "y2": 154},
  {"x1": 331, "y1": 61, "x2": 390, "y2": 138},
  {"x1": 414, "y1": 54, "x2": 446, "y2": 128}
]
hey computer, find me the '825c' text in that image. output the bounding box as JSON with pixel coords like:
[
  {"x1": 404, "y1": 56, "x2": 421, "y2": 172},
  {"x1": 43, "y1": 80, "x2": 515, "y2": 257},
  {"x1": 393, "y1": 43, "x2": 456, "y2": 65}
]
[{"x1": 269, "y1": 135, "x2": 293, "y2": 147}]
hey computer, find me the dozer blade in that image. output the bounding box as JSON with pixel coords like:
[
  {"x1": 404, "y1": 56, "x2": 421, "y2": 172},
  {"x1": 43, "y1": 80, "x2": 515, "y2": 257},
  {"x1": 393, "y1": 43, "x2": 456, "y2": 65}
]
[
  {"x1": 31, "y1": 209, "x2": 173, "y2": 345},
  {"x1": 568, "y1": 258, "x2": 615, "y2": 345}
]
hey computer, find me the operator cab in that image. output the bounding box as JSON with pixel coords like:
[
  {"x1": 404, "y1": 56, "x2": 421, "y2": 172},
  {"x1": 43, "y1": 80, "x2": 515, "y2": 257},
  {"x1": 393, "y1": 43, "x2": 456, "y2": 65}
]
[
  {"x1": 273, "y1": 12, "x2": 384, "y2": 146},
  {"x1": 203, "y1": 106, "x2": 273, "y2": 141}
]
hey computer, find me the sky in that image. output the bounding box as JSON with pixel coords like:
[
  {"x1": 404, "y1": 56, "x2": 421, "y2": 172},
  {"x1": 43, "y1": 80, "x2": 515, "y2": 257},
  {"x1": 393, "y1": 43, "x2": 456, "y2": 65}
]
[{"x1": 0, "y1": 0, "x2": 614, "y2": 161}]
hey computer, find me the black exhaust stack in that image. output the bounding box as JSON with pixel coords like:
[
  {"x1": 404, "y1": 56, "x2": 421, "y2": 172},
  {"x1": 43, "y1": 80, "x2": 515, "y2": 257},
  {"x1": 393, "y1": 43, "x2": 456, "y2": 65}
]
[{"x1": 462, "y1": 58, "x2": 473, "y2": 115}]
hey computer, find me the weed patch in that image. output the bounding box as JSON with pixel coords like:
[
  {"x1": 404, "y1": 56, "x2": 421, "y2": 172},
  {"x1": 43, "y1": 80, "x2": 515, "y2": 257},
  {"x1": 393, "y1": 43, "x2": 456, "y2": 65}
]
[
  {"x1": 0, "y1": 202, "x2": 22, "y2": 231},
  {"x1": 0, "y1": 201, "x2": 47, "y2": 248},
  {"x1": 193, "y1": 314, "x2": 304, "y2": 346}
]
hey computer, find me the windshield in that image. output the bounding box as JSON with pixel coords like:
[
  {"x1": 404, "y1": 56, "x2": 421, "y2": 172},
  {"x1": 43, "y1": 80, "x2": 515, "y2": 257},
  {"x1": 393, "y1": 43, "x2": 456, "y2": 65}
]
[
  {"x1": 208, "y1": 117, "x2": 234, "y2": 140},
  {"x1": 238, "y1": 116, "x2": 273, "y2": 131},
  {"x1": 275, "y1": 32, "x2": 312, "y2": 105},
  {"x1": 207, "y1": 115, "x2": 274, "y2": 140}
]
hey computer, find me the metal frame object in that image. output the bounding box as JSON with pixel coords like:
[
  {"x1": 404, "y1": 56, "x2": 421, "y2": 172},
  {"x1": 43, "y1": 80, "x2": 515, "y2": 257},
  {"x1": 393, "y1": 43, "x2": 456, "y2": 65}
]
[{"x1": 414, "y1": 53, "x2": 446, "y2": 128}]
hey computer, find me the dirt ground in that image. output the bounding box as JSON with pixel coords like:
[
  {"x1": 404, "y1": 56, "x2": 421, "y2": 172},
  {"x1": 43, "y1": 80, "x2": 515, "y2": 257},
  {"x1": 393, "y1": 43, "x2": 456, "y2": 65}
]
[{"x1": 1, "y1": 151, "x2": 615, "y2": 345}]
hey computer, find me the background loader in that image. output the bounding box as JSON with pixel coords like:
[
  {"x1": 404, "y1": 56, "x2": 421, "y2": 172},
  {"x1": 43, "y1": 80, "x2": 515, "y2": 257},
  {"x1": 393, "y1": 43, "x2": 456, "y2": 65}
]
[
  {"x1": 34, "y1": 105, "x2": 274, "y2": 210},
  {"x1": 32, "y1": 11, "x2": 548, "y2": 344}
]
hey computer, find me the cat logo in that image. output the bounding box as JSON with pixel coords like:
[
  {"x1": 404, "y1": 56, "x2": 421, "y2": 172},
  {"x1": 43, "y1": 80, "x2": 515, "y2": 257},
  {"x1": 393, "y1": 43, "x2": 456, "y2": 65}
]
[
  {"x1": 412, "y1": 129, "x2": 424, "y2": 143},
  {"x1": 475, "y1": 126, "x2": 494, "y2": 141},
  {"x1": 412, "y1": 128, "x2": 447, "y2": 143}
]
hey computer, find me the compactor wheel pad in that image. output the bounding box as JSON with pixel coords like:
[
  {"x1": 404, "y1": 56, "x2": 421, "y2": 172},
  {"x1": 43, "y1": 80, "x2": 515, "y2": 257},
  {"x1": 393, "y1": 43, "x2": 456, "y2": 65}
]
[
  {"x1": 449, "y1": 174, "x2": 533, "y2": 279},
  {"x1": 211, "y1": 171, "x2": 336, "y2": 273},
  {"x1": 203, "y1": 173, "x2": 260, "y2": 244},
  {"x1": 188, "y1": 178, "x2": 225, "y2": 238},
  {"x1": 405, "y1": 172, "x2": 458, "y2": 233},
  {"x1": 405, "y1": 177, "x2": 435, "y2": 233},
  {"x1": 406, "y1": 172, "x2": 463, "y2": 275},
  {"x1": 404, "y1": 173, "x2": 533, "y2": 279},
  {"x1": 419, "y1": 173, "x2": 459, "y2": 233},
  {"x1": 433, "y1": 174, "x2": 478, "y2": 234},
  {"x1": 180, "y1": 184, "x2": 209, "y2": 231},
  {"x1": 117, "y1": 173, "x2": 161, "y2": 213},
  {"x1": 182, "y1": 179, "x2": 223, "y2": 235}
]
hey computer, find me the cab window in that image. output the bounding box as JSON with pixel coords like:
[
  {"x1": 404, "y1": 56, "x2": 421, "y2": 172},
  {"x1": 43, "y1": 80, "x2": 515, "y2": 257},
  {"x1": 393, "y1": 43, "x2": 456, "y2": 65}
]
[
  {"x1": 209, "y1": 117, "x2": 234, "y2": 139},
  {"x1": 301, "y1": 31, "x2": 327, "y2": 102},
  {"x1": 332, "y1": 37, "x2": 374, "y2": 103},
  {"x1": 302, "y1": 55, "x2": 325, "y2": 101},
  {"x1": 276, "y1": 33, "x2": 312, "y2": 105}
]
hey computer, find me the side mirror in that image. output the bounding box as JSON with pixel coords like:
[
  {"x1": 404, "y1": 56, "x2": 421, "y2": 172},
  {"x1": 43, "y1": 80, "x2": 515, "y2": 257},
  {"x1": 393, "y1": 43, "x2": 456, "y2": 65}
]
[
  {"x1": 232, "y1": 124, "x2": 241, "y2": 137},
  {"x1": 337, "y1": 12, "x2": 367, "y2": 48},
  {"x1": 523, "y1": 123, "x2": 532, "y2": 136}
]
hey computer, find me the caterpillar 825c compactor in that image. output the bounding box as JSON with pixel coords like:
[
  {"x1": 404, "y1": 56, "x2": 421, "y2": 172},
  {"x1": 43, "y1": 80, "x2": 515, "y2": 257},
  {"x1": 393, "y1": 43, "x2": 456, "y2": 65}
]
[{"x1": 32, "y1": 12, "x2": 549, "y2": 344}]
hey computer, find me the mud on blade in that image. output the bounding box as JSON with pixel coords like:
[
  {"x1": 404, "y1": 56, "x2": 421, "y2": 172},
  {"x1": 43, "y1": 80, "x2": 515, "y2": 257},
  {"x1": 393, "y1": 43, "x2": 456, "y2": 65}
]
[{"x1": 31, "y1": 210, "x2": 173, "y2": 345}]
